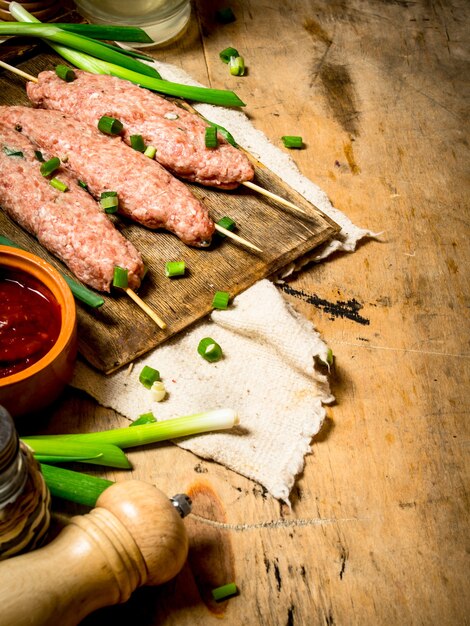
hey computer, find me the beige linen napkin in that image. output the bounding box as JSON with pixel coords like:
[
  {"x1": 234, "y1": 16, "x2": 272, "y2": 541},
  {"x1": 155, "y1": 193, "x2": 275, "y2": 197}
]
[{"x1": 72, "y1": 61, "x2": 373, "y2": 503}]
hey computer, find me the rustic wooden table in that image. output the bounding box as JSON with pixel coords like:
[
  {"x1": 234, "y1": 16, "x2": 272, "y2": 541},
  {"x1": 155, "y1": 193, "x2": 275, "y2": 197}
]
[{"x1": 17, "y1": 1, "x2": 469, "y2": 624}]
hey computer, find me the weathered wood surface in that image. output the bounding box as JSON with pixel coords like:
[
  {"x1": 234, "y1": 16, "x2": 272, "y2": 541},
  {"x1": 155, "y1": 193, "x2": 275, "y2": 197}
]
[
  {"x1": 0, "y1": 53, "x2": 337, "y2": 373},
  {"x1": 15, "y1": 0, "x2": 469, "y2": 624}
]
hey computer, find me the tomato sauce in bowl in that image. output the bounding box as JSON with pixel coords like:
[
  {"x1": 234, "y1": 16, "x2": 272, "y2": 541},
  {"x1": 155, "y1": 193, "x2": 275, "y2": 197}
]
[{"x1": 0, "y1": 267, "x2": 62, "y2": 379}]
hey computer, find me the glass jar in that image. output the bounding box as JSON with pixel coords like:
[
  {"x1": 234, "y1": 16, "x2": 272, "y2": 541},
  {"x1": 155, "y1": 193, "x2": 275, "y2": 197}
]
[{"x1": 74, "y1": 0, "x2": 191, "y2": 47}]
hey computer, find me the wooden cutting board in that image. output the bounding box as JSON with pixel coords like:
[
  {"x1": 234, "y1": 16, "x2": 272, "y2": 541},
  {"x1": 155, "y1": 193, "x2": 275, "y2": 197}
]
[{"x1": 0, "y1": 49, "x2": 340, "y2": 373}]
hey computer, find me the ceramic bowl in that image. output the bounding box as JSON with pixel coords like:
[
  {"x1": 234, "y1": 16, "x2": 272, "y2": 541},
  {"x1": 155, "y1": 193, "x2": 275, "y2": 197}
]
[{"x1": 0, "y1": 245, "x2": 77, "y2": 418}]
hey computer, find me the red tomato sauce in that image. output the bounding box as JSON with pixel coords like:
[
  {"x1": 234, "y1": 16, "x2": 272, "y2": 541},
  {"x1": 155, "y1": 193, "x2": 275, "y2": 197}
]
[{"x1": 0, "y1": 267, "x2": 61, "y2": 378}]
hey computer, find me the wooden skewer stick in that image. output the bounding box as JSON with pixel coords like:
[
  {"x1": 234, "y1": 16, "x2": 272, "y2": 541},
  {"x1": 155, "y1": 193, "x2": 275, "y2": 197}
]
[
  {"x1": 0, "y1": 60, "x2": 262, "y2": 253},
  {"x1": 123, "y1": 287, "x2": 167, "y2": 329},
  {"x1": 0, "y1": 60, "x2": 38, "y2": 82},
  {"x1": 242, "y1": 180, "x2": 307, "y2": 215},
  {"x1": 214, "y1": 224, "x2": 263, "y2": 252}
]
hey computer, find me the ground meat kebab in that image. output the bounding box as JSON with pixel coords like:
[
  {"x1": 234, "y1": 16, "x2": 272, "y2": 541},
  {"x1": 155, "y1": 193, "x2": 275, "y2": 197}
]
[
  {"x1": 26, "y1": 70, "x2": 255, "y2": 189},
  {"x1": 0, "y1": 122, "x2": 144, "y2": 292},
  {"x1": 0, "y1": 106, "x2": 215, "y2": 247}
]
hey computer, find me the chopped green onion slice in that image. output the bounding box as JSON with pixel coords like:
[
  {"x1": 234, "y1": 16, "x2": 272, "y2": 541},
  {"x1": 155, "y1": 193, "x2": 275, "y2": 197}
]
[
  {"x1": 212, "y1": 291, "x2": 230, "y2": 310},
  {"x1": 77, "y1": 179, "x2": 88, "y2": 190},
  {"x1": 216, "y1": 216, "x2": 236, "y2": 236},
  {"x1": 205, "y1": 126, "x2": 218, "y2": 148},
  {"x1": 55, "y1": 64, "x2": 76, "y2": 82},
  {"x1": 34, "y1": 150, "x2": 45, "y2": 162},
  {"x1": 131, "y1": 413, "x2": 157, "y2": 426},
  {"x1": 40, "y1": 156, "x2": 61, "y2": 177},
  {"x1": 215, "y1": 8, "x2": 236, "y2": 24},
  {"x1": 144, "y1": 145, "x2": 157, "y2": 158},
  {"x1": 130, "y1": 134, "x2": 146, "y2": 152},
  {"x1": 212, "y1": 582, "x2": 238, "y2": 601},
  {"x1": 198, "y1": 337, "x2": 223, "y2": 362},
  {"x1": 98, "y1": 115, "x2": 123, "y2": 135},
  {"x1": 3, "y1": 146, "x2": 24, "y2": 157},
  {"x1": 50, "y1": 177, "x2": 68, "y2": 192},
  {"x1": 281, "y1": 135, "x2": 303, "y2": 149},
  {"x1": 113, "y1": 266, "x2": 128, "y2": 288},
  {"x1": 219, "y1": 46, "x2": 239, "y2": 64},
  {"x1": 139, "y1": 365, "x2": 160, "y2": 389},
  {"x1": 100, "y1": 190, "x2": 119, "y2": 213},
  {"x1": 165, "y1": 261, "x2": 186, "y2": 278},
  {"x1": 229, "y1": 56, "x2": 245, "y2": 76}
]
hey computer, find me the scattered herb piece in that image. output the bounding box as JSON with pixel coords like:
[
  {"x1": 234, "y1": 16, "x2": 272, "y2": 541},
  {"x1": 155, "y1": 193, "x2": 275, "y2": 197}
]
[
  {"x1": 55, "y1": 64, "x2": 76, "y2": 82},
  {"x1": 151, "y1": 380, "x2": 166, "y2": 402},
  {"x1": 3, "y1": 146, "x2": 24, "y2": 158},
  {"x1": 98, "y1": 115, "x2": 123, "y2": 135},
  {"x1": 205, "y1": 126, "x2": 218, "y2": 148},
  {"x1": 112, "y1": 266, "x2": 128, "y2": 288},
  {"x1": 77, "y1": 179, "x2": 88, "y2": 190},
  {"x1": 219, "y1": 46, "x2": 239, "y2": 64},
  {"x1": 198, "y1": 337, "x2": 223, "y2": 362},
  {"x1": 229, "y1": 55, "x2": 245, "y2": 76},
  {"x1": 216, "y1": 216, "x2": 236, "y2": 235},
  {"x1": 100, "y1": 190, "x2": 119, "y2": 213},
  {"x1": 211, "y1": 582, "x2": 238, "y2": 601},
  {"x1": 130, "y1": 134, "x2": 146, "y2": 152},
  {"x1": 281, "y1": 135, "x2": 303, "y2": 149},
  {"x1": 165, "y1": 261, "x2": 186, "y2": 278},
  {"x1": 34, "y1": 150, "x2": 45, "y2": 162},
  {"x1": 144, "y1": 145, "x2": 157, "y2": 158},
  {"x1": 40, "y1": 156, "x2": 61, "y2": 177},
  {"x1": 50, "y1": 177, "x2": 68, "y2": 192},
  {"x1": 139, "y1": 365, "x2": 160, "y2": 389},
  {"x1": 212, "y1": 291, "x2": 230, "y2": 310}
]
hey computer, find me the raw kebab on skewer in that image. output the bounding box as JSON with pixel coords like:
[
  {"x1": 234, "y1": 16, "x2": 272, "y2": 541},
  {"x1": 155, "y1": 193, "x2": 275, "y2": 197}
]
[
  {"x1": 0, "y1": 106, "x2": 215, "y2": 248},
  {"x1": 26, "y1": 70, "x2": 255, "y2": 190},
  {"x1": 0, "y1": 122, "x2": 144, "y2": 292}
]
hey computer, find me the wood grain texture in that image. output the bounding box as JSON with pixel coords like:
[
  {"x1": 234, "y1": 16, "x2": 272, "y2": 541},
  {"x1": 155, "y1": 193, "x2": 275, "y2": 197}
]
[
  {"x1": 11, "y1": 0, "x2": 470, "y2": 624},
  {"x1": 0, "y1": 53, "x2": 338, "y2": 373}
]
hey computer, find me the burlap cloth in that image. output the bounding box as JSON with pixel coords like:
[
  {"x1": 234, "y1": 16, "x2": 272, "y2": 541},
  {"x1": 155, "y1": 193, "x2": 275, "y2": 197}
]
[{"x1": 71, "y1": 61, "x2": 374, "y2": 503}]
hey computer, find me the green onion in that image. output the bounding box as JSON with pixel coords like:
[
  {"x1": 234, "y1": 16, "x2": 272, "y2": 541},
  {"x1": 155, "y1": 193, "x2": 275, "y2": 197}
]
[
  {"x1": 205, "y1": 126, "x2": 218, "y2": 149},
  {"x1": 2, "y1": 146, "x2": 23, "y2": 157},
  {"x1": 9, "y1": 4, "x2": 244, "y2": 107},
  {"x1": 22, "y1": 438, "x2": 131, "y2": 469},
  {"x1": 211, "y1": 582, "x2": 238, "y2": 601},
  {"x1": 139, "y1": 365, "x2": 160, "y2": 389},
  {"x1": 281, "y1": 135, "x2": 303, "y2": 149},
  {"x1": 40, "y1": 463, "x2": 113, "y2": 507},
  {"x1": 198, "y1": 337, "x2": 223, "y2": 362},
  {"x1": 216, "y1": 216, "x2": 236, "y2": 236},
  {"x1": 212, "y1": 291, "x2": 230, "y2": 310},
  {"x1": 0, "y1": 235, "x2": 104, "y2": 308},
  {"x1": 130, "y1": 134, "x2": 146, "y2": 152},
  {"x1": 113, "y1": 266, "x2": 129, "y2": 288},
  {"x1": 55, "y1": 64, "x2": 76, "y2": 82},
  {"x1": 100, "y1": 191, "x2": 119, "y2": 214},
  {"x1": 34, "y1": 150, "x2": 45, "y2": 162},
  {"x1": 47, "y1": 23, "x2": 154, "y2": 44},
  {"x1": 98, "y1": 115, "x2": 123, "y2": 135},
  {"x1": 26, "y1": 408, "x2": 239, "y2": 448},
  {"x1": 144, "y1": 145, "x2": 157, "y2": 159},
  {"x1": 229, "y1": 56, "x2": 245, "y2": 76},
  {"x1": 50, "y1": 177, "x2": 68, "y2": 192},
  {"x1": 130, "y1": 413, "x2": 157, "y2": 426},
  {"x1": 205, "y1": 120, "x2": 237, "y2": 147},
  {"x1": 219, "y1": 47, "x2": 239, "y2": 64},
  {"x1": 77, "y1": 179, "x2": 88, "y2": 190},
  {"x1": 165, "y1": 261, "x2": 186, "y2": 278},
  {"x1": 40, "y1": 156, "x2": 60, "y2": 177},
  {"x1": 215, "y1": 8, "x2": 236, "y2": 24}
]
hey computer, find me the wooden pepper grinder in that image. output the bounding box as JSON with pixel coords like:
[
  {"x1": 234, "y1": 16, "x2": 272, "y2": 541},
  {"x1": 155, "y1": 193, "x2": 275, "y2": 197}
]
[
  {"x1": 0, "y1": 405, "x2": 51, "y2": 560},
  {"x1": 0, "y1": 479, "x2": 190, "y2": 626}
]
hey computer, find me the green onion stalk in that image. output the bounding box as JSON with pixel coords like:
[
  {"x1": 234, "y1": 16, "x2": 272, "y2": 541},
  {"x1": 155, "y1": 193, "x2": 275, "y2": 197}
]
[
  {"x1": 40, "y1": 463, "x2": 113, "y2": 507},
  {"x1": 7, "y1": 3, "x2": 245, "y2": 107}
]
